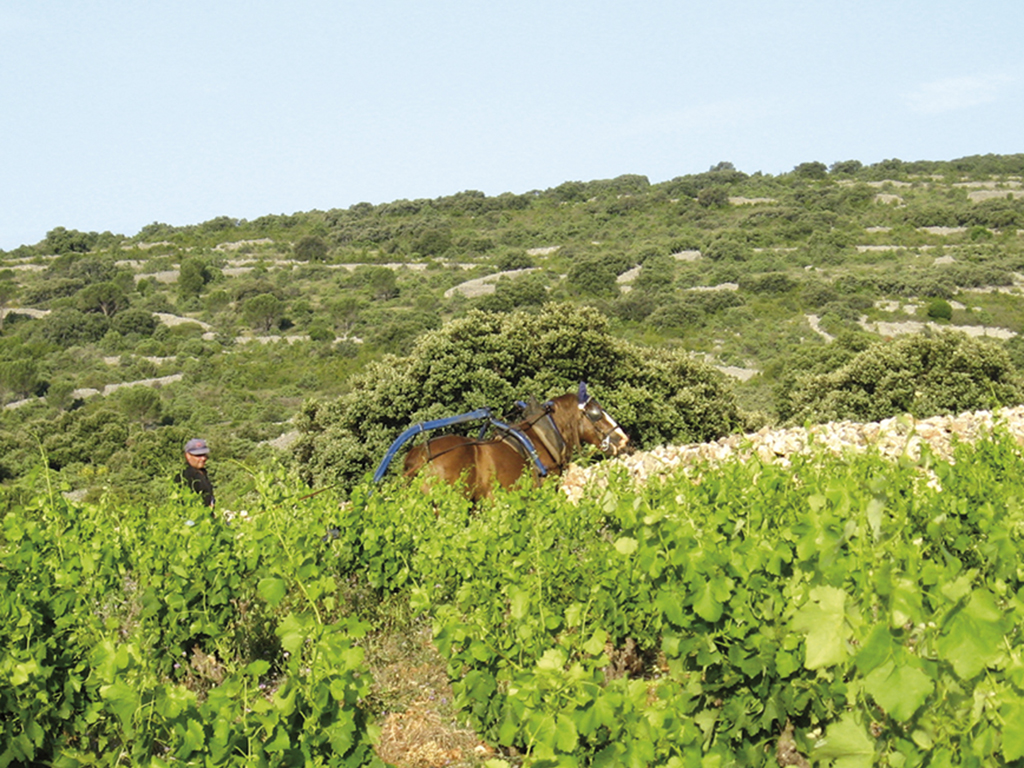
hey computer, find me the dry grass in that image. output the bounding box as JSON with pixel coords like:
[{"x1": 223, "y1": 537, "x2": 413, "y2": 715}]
[{"x1": 367, "y1": 621, "x2": 497, "y2": 768}]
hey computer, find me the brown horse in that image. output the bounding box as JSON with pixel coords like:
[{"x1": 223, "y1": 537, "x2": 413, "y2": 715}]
[{"x1": 403, "y1": 384, "x2": 629, "y2": 500}]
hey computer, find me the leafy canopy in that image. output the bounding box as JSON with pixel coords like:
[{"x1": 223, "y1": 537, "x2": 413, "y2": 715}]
[{"x1": 781, "y1": 331, "x2": 1024, "y2": 424}]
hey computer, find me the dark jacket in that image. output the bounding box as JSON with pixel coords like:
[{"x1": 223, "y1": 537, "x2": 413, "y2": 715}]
[{"x1": 178, "y1": 465, "x2": 215, "y2": 507}]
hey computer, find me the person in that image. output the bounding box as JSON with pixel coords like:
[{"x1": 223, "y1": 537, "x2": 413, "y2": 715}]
[{"x1": 178, "y1": 438, "x2": 215, "y2": 509}]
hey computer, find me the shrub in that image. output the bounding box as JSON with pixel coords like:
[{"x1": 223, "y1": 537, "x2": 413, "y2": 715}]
[
  {"x1": 565, "y1": 258, "x2": 618, "y2": 297},
  {"x1": 112, "y1": 308, "x2": 158, "y2": 337},
  {"x1": 495, "y1": 251, "x2": 535, "y2": 271},
  {"x1": 739, "y1": 272, "x2": 798, "y2": 295},
  {"x1": 294, "y1": 235, "x2": 329, "y2": 262},
  {"x1": 647, "y1": 301, "x2": 705, "y2": 330},
  {"x1": 926, "y1": 298, "x2": 953, "y2": 321},
  {"x1": 703, "y1": 237, "x2": 749, "y2": 262},
  {"x1": 40, "y1": 308, "x2": 110, "y2": 347},
  {"x1": 697, "y1": 186, "x2": 729, "y2": 208},
  {"x1": 475, "y1": 272, "x2": 548, "y2": 313},
  {"x1": 781, "y1": 332, "x2": 1024, "y2": 425}
]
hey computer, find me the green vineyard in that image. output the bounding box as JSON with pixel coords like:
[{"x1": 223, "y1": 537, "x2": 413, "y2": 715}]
[{"x1": 4, "y1": 424, "x2": 1024, "y2": 766}]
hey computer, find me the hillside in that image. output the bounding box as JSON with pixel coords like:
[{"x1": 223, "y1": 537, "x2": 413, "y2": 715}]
[{"x1": 1, "y1": 153, "x2": 1023, "y2": 504}]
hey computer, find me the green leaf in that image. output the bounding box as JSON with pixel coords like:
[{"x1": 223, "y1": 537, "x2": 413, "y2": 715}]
[
  {"x1": 576, "y1": 694, "x2": 617, "y2": 735},
  {"x1": 614, "y1": 537, "x2": 638, "y2": 555},
  {"x1": 1002, "y1": 701, "x2": 1024, "y2": 761},
  {"x1": 177, "y1": 718, "x2": 206, "y2": 756},
  {"x1": 537, "y1": 647, "x2": 568, "y2": 671},
  {"x1": 257, "y1": 577, "x2": 287, "y2": 607},
  {"x1": 245, "y1": 659, "x2": 271, "y2": 677},
  {"x1": 811, "y1": 712, "x2": 875, "y2": 768},
  {"x1": 890, "y1": 577, "x2": 923, "y2": 627},
  {"x1": 583, "y1": 628, "x2": 608, "y2": 656},
  {"x1": 11, "y1": 658, "x2": 39, "y2": 686},
  {"x1": 693, "y1": 581, "x2": 724, "y2": 623},
  {"x1": 862, "y1": 661, "x2": 934, "y2": 721},
  {"x1": 793, "y1": 585, "x2": 848, "y2": 669},
  {"x1": 277, "y1": 613, "x2": 307, "y2": 656},
  {"x1": 100, "y1": 680, "x2": 139, "y2": 735},
  {"x1": 855, "y1": 623, "x2": 896, "y2": 675},
  {"x1": 508, "y1": 586, "x2": 529, "y2": 620},
  {"x1": 555, "y1": 713, "x2": 578, "y2": 752},
  {"x1": 866, "y1": 496, "x2": 884, "y2": 540},
  {"x1": 939, "y1": 572, "x2": 973, "y2": 603},
  {"x1": 935, "y1": 589, "x2": 1006, "y2": 679},
  {"x1": 657, "y1": 589, "x2": 687, "y2": 628}
]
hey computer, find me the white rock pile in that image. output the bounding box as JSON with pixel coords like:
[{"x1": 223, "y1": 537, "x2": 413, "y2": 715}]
[{"x1": 561, "y1": 406, "x2": 1024, "y2": 502}]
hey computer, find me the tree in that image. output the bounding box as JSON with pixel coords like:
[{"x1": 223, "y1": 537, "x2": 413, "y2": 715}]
[
  {"x1": 476, "y1": 272, "x2": 548, "y2": 313},
  {"x1": 632, "y1": 254, "x2": 675, "y2": 294},
  {"x1": 740, "y1": 273, "x2": 798, "y2": 295},
  {"x1": 307, "y1": 320, "x2": 335, "y2": 343},
  {"x1": 0, "y1": 281, "x2": 19, "y2": 333},
  {"x1": 793, "y1": 161, "x2": 829, "y2": 179},
  {"x1": 77, "y1": 282, "x2": 127, "y2": 316},
  {"x1": 40, "y1": 308, "x2": 110, "y2": 347},
  {"x1": 364, "y1": 267, "x2": 398, "y2": 301},
  {"x1": 43, "y1": 407, "x2": 130, "y2": 469},
  {"x1": 830, "y1": 159, "x2": 863, "y2": 176},
  {"x1": 697, "y1": 186, "x2": 729, "y2": 208},
  {"x1": 117, "y1": 386, "x2": 163, "y2": 428},
  {"x1": 495, "y1": 251, "x2": 535, "y2": 271},
  {"x1": 647, "y1": 301, "x2": 704, "y2": 330},
  {"x1": 178, "y1": 258, "x2": 212, "y2": 300},
  {"x1": 0, "y1": 359, "x2": 39, "y2": 400},
  {"x1": 412, "y1": 226, "x2": 452, "y2": 256},
  {"x1": 112, "y1": 308, "x2": 158, "y2": 337},
  {"x1": 294, "y1": 236, "x2": 329, "y2": 262},
  {"x1": 242, "y1": 293, "x2": 284, "y2": 333},
  {"x1": 565, "y1": 259, "x2": 617, "y2": 297},
  {"x1": 327, "y1": 296, "x2": 362, "y2": 336},
  {"x1": 703, "y1": 237, "x2": 749, "y2": 262},
  {"x1": 46, "y1": 380, "x2": 77, "y2": 411},
  {"x1": 45, "y1": 226, "x2": 94, "y2": 255}
]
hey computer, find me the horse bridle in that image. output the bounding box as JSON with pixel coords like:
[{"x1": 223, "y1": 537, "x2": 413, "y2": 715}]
[{"x1": 579, "y1": 396, "x2": 622, "y2": 453}]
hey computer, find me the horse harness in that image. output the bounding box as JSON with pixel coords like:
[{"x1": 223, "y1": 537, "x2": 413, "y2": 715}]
[
  {"x1": 420, "y1": 397, "x2": 570, "y2": 481},
  {"x1": 499, "y1": 397, "x2": 568, "y2": 478},
  {"x1": 491, "y1": 395, "x2": 619, "y2": 478}
]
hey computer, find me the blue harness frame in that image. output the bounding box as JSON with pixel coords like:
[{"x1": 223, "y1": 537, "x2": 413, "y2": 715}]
[{"x1": 372, "y1": 407, "x2": 548, "y2": 484}]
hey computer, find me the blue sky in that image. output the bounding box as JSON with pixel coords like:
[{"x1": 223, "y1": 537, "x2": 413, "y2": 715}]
[{"x1": 2, "y1": 0, "x2": 1022, "y2": 251}]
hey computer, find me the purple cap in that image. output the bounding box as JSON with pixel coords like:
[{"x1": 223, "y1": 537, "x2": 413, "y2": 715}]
[{"x1": 185, "y1": 438, "x2": 210, "y2": 455}]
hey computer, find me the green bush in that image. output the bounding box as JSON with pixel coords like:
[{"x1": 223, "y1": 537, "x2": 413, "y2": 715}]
[
  {"x1": 926, "y1": 298, "x2": 953, "y2": 321},
  {"x1": 781, "y1": 332, "x2": 1024, "y2": 424},
  {"x1": 647, "y1": 301, "x2": 705, "y2": 330}
]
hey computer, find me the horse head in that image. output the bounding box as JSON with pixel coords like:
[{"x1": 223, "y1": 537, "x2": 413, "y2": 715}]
[{"x1": 575, "y1": 383, "x2": 629, "y2": 455}]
